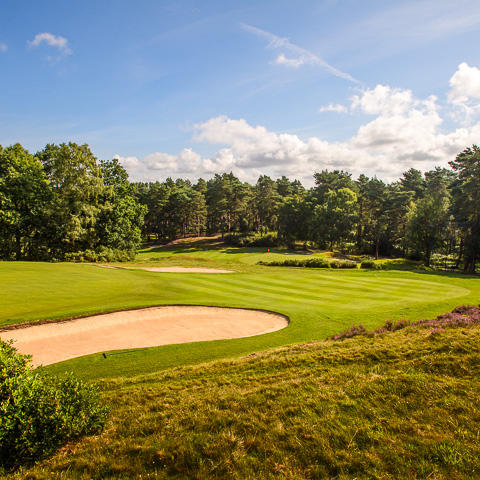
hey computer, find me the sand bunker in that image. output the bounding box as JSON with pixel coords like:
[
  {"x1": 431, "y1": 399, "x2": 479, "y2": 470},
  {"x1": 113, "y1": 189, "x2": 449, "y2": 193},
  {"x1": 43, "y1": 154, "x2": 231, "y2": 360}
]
[
  {"x1": 1, "y1": 306, "x2": 288, "y2": 366},
  {"x1": 98, "y1": 265, "x2": 235, "y2": 273}
]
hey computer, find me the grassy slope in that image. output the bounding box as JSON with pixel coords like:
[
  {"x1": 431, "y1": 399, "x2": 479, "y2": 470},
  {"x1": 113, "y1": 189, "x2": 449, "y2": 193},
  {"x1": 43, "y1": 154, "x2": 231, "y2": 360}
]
[
  {"x1": 1, "y1": 239, "x2": 479, "y2": 380},
  {"x1": 10, "y1": 323, "x2": 480, "y2": 480}
]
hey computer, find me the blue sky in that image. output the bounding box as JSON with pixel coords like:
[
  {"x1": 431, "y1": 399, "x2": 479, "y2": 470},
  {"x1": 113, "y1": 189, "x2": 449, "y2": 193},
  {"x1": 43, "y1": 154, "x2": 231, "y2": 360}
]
[{"x1": 1, "y1": 0, "x2": 480, "y2": 184}]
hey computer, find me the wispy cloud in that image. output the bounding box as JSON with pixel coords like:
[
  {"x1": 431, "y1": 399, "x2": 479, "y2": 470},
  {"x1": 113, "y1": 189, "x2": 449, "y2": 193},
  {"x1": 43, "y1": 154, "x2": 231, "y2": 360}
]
[
  {"x1": 28, "y1": 32, "x2": 72, "y2": 55},
  {"x1": 275, "y1": 53, "x2": 305, "y2": 69},
  {"x1": 365, "y1": 0, "x2": 480, "y2": 41},
  {"x1": 327, "y1": 0, "x2": 480, "y2": 63},
  {"x1": 240, "y1": 23, "x2": 360, "y2": 84},
  {"x1": 0, "y1": 43, "x2": 7, "y2": 53},
  {"x1": 318, "y1": 103, "x2": 348, "y2": 113}
]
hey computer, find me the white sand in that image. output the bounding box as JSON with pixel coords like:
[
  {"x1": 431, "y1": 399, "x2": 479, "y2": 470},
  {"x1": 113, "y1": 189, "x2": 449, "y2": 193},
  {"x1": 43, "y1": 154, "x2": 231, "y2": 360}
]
[{"x1": 1, "y1": 306, "x2": 288, "y2": 366}]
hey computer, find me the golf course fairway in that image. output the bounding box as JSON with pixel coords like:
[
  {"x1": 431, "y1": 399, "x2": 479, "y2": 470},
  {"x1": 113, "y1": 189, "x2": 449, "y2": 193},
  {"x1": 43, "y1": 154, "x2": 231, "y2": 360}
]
[{"x1": 1, "y1": 256, "x2": 478, "y2": 381}]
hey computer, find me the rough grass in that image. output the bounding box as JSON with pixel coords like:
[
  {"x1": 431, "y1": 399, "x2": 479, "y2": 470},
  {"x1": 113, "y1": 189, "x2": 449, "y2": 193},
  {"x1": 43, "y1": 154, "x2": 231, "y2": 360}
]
[{"x1": 8, "y1": 321, "x2": 480, "y2": 479}]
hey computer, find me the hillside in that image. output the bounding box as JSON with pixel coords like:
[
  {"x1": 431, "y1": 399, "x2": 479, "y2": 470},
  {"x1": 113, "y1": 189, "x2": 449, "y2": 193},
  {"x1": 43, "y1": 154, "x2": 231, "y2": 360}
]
[{"x1": 10, "y1": 314, "x2": 480, "y2": 479}]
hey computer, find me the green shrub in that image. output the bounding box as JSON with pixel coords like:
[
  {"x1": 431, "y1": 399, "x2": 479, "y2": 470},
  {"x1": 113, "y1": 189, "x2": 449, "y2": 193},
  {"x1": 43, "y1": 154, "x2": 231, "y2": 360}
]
[
  {"x1": 0, "y1": 340, "x2": 109, "y2": 470},
  {"x1": 224, "y1": 232, "x2": 279, "y2": 247},
  {"x1": 64, "y1": 248, "x2": 135, "y2": 263},
  {"x1": 259, "y1": 258, "x2": 359, "y2": 269},
  {"x1": 84, "y1": 249, "x2": 98, "y2": 262},
  {"x1": 361, "y1": 260, "x2": 379, "y2": 269},
  {"x1": 304, "y1": 257, "x2": 330, "y2": 268},
  {"x1": 329, "y1": 260, "x2": 357, "y2": 269}
]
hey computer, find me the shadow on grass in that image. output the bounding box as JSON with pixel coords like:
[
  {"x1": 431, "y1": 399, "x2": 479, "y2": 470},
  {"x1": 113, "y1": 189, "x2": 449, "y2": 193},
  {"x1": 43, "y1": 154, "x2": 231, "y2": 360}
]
[
  {"x1": 410, "y1": 269, "x2": 480, "y2": 280},
  {"x1": 139, "y1": 237, "x2": 226, "y2": 254}
]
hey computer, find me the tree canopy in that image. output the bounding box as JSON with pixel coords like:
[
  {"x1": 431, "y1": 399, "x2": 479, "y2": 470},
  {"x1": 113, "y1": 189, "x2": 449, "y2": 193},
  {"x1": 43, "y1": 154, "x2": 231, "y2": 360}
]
[
  {"x1": 1, "y1": 142, "x2": 479, "y2": 272},
  {"x1": 0, "y1": 143, "x2": 144, "y2": 261}
]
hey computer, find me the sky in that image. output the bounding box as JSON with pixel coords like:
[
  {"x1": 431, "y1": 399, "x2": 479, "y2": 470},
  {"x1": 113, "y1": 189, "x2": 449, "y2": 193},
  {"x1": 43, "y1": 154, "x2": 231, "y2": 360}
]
[{"x1": 1, "y1": 0, "x2": 480, "y2": 186}]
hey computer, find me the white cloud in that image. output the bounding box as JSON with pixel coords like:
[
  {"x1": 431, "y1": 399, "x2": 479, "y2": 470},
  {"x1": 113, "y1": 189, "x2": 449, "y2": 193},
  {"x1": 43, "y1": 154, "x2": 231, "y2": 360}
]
[
  {"x1": 241, "y1": 23, "x2": 359, "y2": 83},
  {"x1": 113, "y1": 155, "x2": 140, "y2": 170},
  {"x1": 117, "y1": 63, "x2": 480, "y2": 186},
  {"x1": 274, "y1": 54, "x2": 305, "y2": 68},
  {"x1": 0, "y1": 43, "x2": 7, "y2": 52},
  {"x1": 318, "y1": 103, "x2": 348, "y2": 113},
  {"x1": 28, "y1": 32, "x2": 72, "y2": 55},
  {"x1": 447, "y1": 62, "x2": 480, "y2": 123},
  {"x1": 351, "y1": 85, "x2": 416, "y2": 115}
]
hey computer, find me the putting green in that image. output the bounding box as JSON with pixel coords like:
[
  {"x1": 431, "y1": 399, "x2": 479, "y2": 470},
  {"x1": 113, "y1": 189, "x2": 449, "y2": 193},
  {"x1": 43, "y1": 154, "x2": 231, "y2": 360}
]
[{"x1": 1, "y1": 258, "x2": 478, "y2": 380}]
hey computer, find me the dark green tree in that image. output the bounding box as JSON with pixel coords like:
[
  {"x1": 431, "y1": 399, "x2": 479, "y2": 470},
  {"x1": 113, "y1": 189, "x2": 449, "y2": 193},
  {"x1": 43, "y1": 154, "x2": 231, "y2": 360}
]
[
  {"x1": 97, "y1": 158, "x2": 146, "y2": 253},
  {"x1": 449, "y1": 145, "x2": 480, "y2": 273},
  {"x1": 313, "y1": 187, "x2": 358, "y2": 250},
  {"x1": 254, "y1": 175, "x2": 280, "y2": 233},
  {"x1": 400, "y1": 168, "x2": 425, "y2": 199},
  {"x1": 0, "y1": 144, "x2": 51, "y2": 260},
  {"x1": 36, "y1": 143, "x2": 104, "y2": 256},
  {"x1": 406, "y1": 186, "x2": 450, "y2": 267}
]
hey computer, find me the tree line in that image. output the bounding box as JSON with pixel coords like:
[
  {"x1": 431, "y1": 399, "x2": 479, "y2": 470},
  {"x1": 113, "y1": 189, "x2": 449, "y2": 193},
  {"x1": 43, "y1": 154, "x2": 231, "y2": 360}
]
[
  {"x1": 0, "y1": 143, "x2": 145, "y2": 261},
  {"x1": 137, "y1": 146, "x2": 480, "y2": 273},
  {"x1": 1, "y1": 142, "x2": 479, "y2": 272}
]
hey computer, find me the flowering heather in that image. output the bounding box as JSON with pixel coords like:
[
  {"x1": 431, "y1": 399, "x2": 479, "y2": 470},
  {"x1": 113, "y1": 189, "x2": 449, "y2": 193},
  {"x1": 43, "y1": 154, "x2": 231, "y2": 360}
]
[
  {"x1": 331, "y1": 305, "x2": 480, "y2": 340},
  {"x1": 330, "y1": 324, "x2": 367, "y2": 340}
]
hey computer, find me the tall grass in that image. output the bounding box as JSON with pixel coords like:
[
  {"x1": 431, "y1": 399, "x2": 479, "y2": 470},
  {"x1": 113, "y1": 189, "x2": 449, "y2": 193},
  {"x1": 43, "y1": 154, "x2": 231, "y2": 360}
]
[{"x1": 12, "y1": 319, "x2": 480, "y2": 479}]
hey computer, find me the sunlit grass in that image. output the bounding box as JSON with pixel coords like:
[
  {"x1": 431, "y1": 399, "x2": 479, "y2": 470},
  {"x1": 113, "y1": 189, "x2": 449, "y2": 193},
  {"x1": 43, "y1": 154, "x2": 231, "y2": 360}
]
[
  {"x1": 11, "y1": 322, "x2": 480, "y2": 479},
  {"x1": 1, "y1": 253, "x2": 478, "y2": 381}
]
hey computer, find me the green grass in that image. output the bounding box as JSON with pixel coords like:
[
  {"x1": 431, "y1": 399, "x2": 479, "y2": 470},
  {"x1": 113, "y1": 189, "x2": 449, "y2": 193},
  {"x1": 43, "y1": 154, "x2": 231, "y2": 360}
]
[
  {"x1": 2, "y1": 239, "x2": 480, "y2": 478},
  {"x1": 8, "y1": 322, "x2": 480, "y2": 479},
  {"x1": 1, "y1": 239, "x2": 479, "y2": 380},
  {"x1": 135, "y1": 240, "x2": 331, "y2": 270}
]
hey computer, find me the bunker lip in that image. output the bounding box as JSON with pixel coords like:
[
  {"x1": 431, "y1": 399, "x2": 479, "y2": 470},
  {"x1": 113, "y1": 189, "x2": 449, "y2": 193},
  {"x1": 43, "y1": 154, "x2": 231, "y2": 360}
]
[
  {"x1": 0, "y1": 305, "x2": 288, "y2": 332},
  {"x1": 0, "y1": 306, "x2": 289, "y2": 366},
  {"x1": 96, "y1": 265, "x2": 237, "y2": 273}
]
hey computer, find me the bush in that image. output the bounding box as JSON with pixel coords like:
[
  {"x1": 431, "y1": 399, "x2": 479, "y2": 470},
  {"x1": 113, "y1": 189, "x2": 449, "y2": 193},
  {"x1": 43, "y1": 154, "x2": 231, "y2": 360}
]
[
  {"x1": 258, "y1": 259, "x2": 299, "y2": 267},
  {"x1": 329, "y1": 260, "x2": 357, "y2": 269},
  {"x1": 304, "y1": 258, "x2": 330, "y2": 268},
  {"x1": 0, "y1": 340, "x2": 109, "y2": 470},
  {"x1": 330, "y1": 305, "x2": 480, "y2": 341},
  {"x1": 246, "y1": 233, "x2": 278, "y2": 247},
  {"x1": 361, "y1": 260, "x2": 379, "y2": 269},
  {"x1": 64, "y1": 248, "x2": 135, "y2": 263},
  {"x1": 224, "y1": 232, "x2": 279, "y2": 248},
  {"x1": 258, "y1": 258, "x2": 354, "y2": 269},
  {"x1": 377, "y1": 259, "x2": 419, "y2": 270}
]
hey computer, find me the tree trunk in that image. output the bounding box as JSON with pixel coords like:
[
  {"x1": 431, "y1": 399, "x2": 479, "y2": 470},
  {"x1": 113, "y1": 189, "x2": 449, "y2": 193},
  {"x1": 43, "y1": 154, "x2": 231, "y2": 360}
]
[
  {"x1": 456, "y1": 238, "x2": 464, "y2": 269},
  {"x1": 464, "y1": 253, "x2": 476, "y2": 273},
  {"x1": 425, "y1": 245, "x2": 431, "y2": 267},
  {"x1": 15, "y1": 234, "x2": 22, "y2": 260}
]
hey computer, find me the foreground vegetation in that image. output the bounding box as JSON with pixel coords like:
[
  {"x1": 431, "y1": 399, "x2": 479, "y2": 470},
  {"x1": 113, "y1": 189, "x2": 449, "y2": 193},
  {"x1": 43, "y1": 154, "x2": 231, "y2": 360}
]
[
  {"x1": 0, "y1": 341, "x2": 108, "y2": 472},
  {"x1": 8, "y1": 310, "x2": 480, "y2": 479}
]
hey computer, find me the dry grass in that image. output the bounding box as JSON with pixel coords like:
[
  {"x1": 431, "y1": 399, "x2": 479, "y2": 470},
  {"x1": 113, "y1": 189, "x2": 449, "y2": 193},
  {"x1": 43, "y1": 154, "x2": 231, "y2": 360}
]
[{"x1": 9, "y1": 320, "x2": 480, "y2": 479}]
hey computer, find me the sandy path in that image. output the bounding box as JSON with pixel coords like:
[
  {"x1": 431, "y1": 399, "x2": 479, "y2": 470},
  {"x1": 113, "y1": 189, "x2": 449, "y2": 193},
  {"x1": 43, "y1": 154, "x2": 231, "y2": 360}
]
[
  {"x1": 1, "y1": 306, "x2": 288, "y2": 366},
  {"x1": 97, "y1": 265, "x2": 236, "y2": 273}
]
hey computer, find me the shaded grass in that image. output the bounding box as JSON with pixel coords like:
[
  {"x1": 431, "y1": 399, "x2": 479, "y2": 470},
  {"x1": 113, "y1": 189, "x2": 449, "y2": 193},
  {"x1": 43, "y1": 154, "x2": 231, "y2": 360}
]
[
  {"x1": 135, "y1": 237, "x2": 330, "y2": 270},
  {"x1": 9, "y1": 322, "x2": 480, "y2": 479}
]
